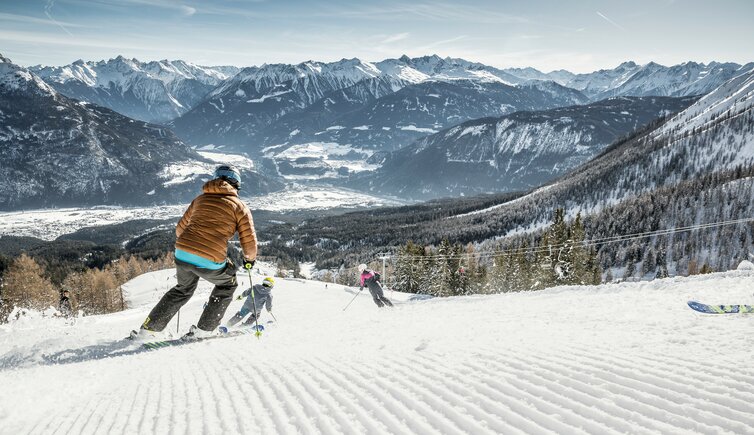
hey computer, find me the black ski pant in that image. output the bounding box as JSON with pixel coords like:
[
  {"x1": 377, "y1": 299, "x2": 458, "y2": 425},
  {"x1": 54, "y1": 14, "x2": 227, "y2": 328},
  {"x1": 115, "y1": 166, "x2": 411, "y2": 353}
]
[
  {"x1": 142, "y1": 258, "x2": 237, "y2": 332},
  {"x1": 367, "y1": 281, "x2": 393, "y2": 308}
]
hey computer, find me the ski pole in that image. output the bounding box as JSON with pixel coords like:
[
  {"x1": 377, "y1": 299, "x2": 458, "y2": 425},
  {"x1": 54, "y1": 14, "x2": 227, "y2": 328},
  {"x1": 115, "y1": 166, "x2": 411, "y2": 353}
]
[
  {"x1": 246, "y1": 264, "x2": 262, "y2": 338},
  {"x1": 342, "y1": 287, "x2": 364, "y2": 311},
  {"x1": 268, "y1": 311, "x2": 278, "y2": 323},
  {"x1": 170, "y1": 275, "x2": 180, "y2": 334}
]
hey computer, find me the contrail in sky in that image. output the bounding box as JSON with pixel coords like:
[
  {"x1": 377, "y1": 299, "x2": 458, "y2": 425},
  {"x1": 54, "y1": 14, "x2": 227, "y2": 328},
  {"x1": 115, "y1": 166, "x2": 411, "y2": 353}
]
[
  {"x1": 44, "y1": 0, "x2": 74, "y2": 36},
  {"x1": 596, "y1": 11, "x2": 626, "y2": 31}
]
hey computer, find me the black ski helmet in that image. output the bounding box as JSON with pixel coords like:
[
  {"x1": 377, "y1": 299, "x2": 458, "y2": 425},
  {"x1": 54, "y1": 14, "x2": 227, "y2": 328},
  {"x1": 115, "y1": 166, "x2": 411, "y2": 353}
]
[{"x1": 214, "y1": 164, "x2": 241, "y2": 189}]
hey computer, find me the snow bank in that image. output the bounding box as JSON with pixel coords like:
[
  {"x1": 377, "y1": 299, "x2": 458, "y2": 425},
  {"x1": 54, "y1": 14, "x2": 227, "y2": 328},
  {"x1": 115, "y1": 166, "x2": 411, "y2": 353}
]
[{"x1": 121, "y1": 269, "x2": 177, "y2": 309}]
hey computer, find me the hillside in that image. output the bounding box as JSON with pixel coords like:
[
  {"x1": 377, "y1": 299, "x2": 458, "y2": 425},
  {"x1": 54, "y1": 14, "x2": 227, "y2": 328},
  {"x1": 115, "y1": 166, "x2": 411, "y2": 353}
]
[
  {"x1": 0, "y1": 56, "x2": 199, "y2": 209},
  {"x1": 353, "y1": 95, "x2": 696, "y2": 199},
  {"x1": 2, "y1": 268, "x2": 753, "y2": 433},
  {"x1": 0, "y1": 55, "x2": 282, "y2": 210},
  {"x1": 263, "y1": 68, "x2": 754, "y2": 276}
]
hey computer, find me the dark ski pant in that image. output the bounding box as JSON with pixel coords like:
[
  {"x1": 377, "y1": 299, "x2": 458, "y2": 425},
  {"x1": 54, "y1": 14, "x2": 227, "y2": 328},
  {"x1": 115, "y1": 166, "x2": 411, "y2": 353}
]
[
  {"x1": 142, "y1": 259, "x2": 237, "y2": 332},
  {"x1": 367, "y1": 281, "x2": 393, "y2": 308}
]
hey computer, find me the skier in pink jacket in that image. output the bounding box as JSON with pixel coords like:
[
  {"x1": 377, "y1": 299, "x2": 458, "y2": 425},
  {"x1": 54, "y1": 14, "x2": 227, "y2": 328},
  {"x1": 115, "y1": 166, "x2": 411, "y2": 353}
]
[{"x1": 358, "y1": 264, "x2": 393, "y2": 308}]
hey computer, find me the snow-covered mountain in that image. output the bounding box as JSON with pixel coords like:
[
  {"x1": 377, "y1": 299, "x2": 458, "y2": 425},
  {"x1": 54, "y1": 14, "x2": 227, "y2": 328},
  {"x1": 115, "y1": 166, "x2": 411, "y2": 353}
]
[
  {"x1": 170, "y1": 55, "x2": 588, "y2": 150},
  {"x1": 0, "y1": 55, "x2": 276, "y2": 210},
  {"x1": 168, "y1": 58, "x2": 389, "y2": 148},
  {"x1": 264, "y1": 79, "x2": 588, "y2": 152},
  {"x1": 352, "y1": 96, "x2": 696, "y2": 199},
  {"x1": 258, "y1": 76, "x2": 402, "y2": 144},
  {"x1": 30, "y1": 56, "x2": 240, "y2": 123},
  {"x1": 503, "y1": 66, "x2": 576, "y2": 84},
  {"x1": 556, "y1": 67, "x2": 754, "y2": 210},
  {"x1": 274, "y1": 67, "x2": 754, "y2": 278},
  {"x1": 513, "y1": 61, "x2": 752, "y2": 101},
  {"x1": 380, "y1": 54, "x2": 523, "y2": 84},
  {"x1": 35, "y1": 54, "x2": 747, "y2": 151},
  {"x1": 557, "y1": 61, "x2": 643, "y2": 98},
  {"x1": 435, "y1": 66, "x2": 754, "y2": 275},
  {"x1": 588, "y1": 61, "x2": 753, "y2": 100},
  {"x1": 168, "y1": 55, "x2": 749, "y2": 151}
]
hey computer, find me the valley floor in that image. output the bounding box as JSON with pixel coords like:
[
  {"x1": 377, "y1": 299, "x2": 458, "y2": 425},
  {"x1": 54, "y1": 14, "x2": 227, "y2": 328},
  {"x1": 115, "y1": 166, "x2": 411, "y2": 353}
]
[
  {"x1": 0, "y1": 184, "x2": 401, "y2": 240},
  {"x1": 1, "y1": 269, "x2": 754, "y2": 434}
]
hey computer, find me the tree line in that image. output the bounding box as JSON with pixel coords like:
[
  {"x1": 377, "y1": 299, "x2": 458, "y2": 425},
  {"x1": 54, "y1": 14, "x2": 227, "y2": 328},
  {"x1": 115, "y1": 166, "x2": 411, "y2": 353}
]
[
  {"x1": 0, "y1": 252, "x2": 173, "y2": 322},
  {"x1": 388, "y1": 209, "x2": 601, "y2": 296}
]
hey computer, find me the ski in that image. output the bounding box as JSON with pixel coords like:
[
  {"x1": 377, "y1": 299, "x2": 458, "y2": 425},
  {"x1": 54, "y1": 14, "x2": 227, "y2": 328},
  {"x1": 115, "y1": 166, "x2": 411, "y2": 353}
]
[
  {"x1": 687, "y1": 300, "x2": 754, "y2": 314},
  {"x1": 139, "y1": 325, "x2": 264, "y2": 350}
]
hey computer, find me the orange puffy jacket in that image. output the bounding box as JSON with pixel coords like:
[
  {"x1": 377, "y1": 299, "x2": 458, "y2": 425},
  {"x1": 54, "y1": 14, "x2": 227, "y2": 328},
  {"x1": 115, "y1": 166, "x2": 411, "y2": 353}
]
[{"x1": 174, "y1": 179, "x2": 257, "y2": 263}]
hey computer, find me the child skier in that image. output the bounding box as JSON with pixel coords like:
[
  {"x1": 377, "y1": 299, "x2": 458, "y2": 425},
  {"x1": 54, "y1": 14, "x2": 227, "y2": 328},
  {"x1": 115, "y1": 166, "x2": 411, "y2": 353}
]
[
  {"x1": 226, "y1": 277, "x2": 275, "y2": 327},
  {"x1": 358, "y1": 264, "x2": 393, "y2": 308}
]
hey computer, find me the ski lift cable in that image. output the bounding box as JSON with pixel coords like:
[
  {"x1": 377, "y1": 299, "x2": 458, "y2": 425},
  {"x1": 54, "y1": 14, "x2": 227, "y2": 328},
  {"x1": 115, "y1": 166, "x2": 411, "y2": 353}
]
[{"x1": 387, "y1": 216, "x2": 754, "y2": 261}]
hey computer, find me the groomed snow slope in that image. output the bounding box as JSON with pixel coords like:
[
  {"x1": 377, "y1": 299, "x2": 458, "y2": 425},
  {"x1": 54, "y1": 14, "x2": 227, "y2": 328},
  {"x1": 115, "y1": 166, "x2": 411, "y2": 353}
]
[{"x1": 2, "y1": 269, "x2": 754, "y2": 434}]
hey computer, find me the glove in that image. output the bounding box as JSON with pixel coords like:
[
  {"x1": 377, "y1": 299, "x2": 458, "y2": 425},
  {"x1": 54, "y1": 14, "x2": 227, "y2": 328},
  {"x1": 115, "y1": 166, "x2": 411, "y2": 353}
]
[
  {"x1": 243, "y1": 259, "x2": 255, "y2": 270},
  {"x1": 236, "y1": 295, "x2": 243, "y2": 301}
]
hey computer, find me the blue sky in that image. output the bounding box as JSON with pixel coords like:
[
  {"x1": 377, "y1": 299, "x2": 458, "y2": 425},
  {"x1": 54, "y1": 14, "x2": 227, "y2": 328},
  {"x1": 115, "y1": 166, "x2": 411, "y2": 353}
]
[{"x1": 1, "y1": 0, "x2": 752, "y2": 72}]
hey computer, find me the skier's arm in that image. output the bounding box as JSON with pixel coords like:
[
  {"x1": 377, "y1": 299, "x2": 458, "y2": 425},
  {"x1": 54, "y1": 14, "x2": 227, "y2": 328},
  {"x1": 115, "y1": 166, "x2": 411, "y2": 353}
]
[
  {"x1": 266, "y1": 294, "x2": 272, "y2": 311},
  {"x1": 235, "y1": 203, "x2": 258, "y2": 261},
  {"x1": 176, "y1": 200, "x2": 195, "y2": 238}
]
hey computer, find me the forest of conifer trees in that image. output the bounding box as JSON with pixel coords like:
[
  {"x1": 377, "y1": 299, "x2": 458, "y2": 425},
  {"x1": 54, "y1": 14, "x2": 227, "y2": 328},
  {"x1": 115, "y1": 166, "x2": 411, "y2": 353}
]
[{"x1": 389, "y1": 209, "x2": 601, "y2": 296}]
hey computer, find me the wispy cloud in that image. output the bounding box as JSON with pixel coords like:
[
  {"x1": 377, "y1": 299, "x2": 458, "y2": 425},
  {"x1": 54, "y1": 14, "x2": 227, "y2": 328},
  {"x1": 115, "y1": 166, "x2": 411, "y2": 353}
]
[
  {"x1": 0, "y1": 28, "x2": 151, "y2": 51},
  {"x1": 180, "y1": 5, "x2": 197, "y2": 16},
  {"x1": 381, "y1": 32, "x2": 410, "y2": 44},
  {"x1": 64, "y1": 0, "x2": 199, "y2": 17},
  {"x1": 44, "y1": 0, "x2": 74, "y2": 36},
  {"x1": 415, "y1": 35, "x2": 469, "y2": 52},
  {"x1": 0, "y1": 12, "x2": 89, "y2": 28},
  {"x1": 317, "y1": 2, "x2": 530, "y2": 25},
  {"x1": 0, "y1": 28, "x2": 253, "y2": 63},
  {"x1": 596, "y1": 11, "x2": 626, "y2": 31}
]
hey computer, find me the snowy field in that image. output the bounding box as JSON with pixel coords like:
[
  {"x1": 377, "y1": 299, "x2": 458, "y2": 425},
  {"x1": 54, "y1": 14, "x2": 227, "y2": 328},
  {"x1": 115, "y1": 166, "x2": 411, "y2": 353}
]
[
  {"x1": 2, "y1": 268, "x2": 754, "y2": 434},
  {"x1": 161, "y1": 150, "x2": 254, "y2": 187},
  {"x1": 263, "y1": 142, "x2": 380, "y2": 180},
  {"x1": 0, "y1": 185, "x2": 401, "y2": 240}
]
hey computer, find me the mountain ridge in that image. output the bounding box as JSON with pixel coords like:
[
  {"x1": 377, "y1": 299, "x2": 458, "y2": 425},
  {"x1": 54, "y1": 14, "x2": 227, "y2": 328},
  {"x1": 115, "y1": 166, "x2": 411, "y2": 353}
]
[
  {"x1": 349, "y1": 95, "x2": 697, "y2": 199},
  {"x1": 0, "y1": 55, "x2": 279, "y2": 210},
  {"x1": 30, "y1": 56, "x2": 240, "y2": 123}
]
